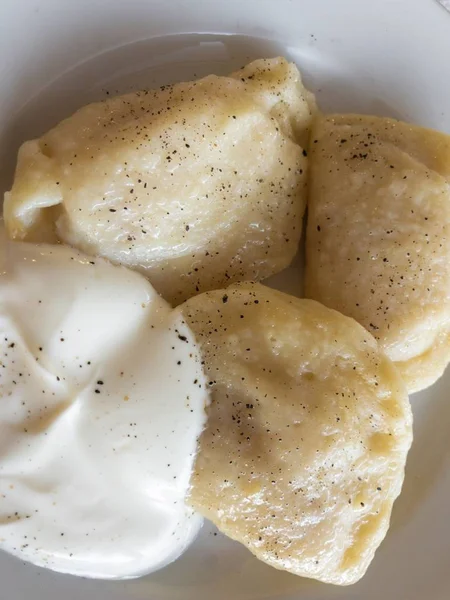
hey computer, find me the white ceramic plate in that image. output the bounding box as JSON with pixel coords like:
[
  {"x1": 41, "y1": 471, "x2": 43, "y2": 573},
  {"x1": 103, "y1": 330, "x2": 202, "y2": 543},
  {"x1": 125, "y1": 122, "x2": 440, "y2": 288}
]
[{"x1": 1, "y1": 1, "x2": 449, "y2": 599}]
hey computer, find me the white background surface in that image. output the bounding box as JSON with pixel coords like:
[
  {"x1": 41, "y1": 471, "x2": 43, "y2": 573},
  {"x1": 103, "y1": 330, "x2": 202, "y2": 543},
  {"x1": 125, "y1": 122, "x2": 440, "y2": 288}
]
[{"x1": 0, "y1": 1, "x2": 450, "y2": 599}]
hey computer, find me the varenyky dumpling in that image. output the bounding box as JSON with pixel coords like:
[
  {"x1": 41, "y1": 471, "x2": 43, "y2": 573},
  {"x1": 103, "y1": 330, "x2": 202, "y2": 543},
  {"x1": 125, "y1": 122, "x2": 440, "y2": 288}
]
[
  {"x1": 306, "y1": 114, "x2": 450, "y2": 393},
  {"x1": 180, "y1": 283, "x2": 412, "y2": 585},
  {"x1": 4, "y1": 57, "x2": 316, "y2": 305}
]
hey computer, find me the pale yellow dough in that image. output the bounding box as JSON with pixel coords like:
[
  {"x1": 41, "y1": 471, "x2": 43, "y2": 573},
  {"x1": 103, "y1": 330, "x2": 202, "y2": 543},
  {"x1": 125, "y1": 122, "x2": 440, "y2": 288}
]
[
  {"x1": 180, "y1": 283, "x2": 412, "y2": 586},
  {"x1": 4, "y1": 57, "x2": 316, "y2": 305},
  {"x1": 306, "y1": 114, "x2": 450, "y2": 393}
]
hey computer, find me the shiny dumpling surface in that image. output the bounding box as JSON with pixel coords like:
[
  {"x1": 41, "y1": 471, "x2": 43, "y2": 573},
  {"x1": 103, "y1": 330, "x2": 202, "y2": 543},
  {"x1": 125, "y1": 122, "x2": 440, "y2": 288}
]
[
  {"x1": 179, "y1": 283, "x2": 412, "y2": 585},
  {"x1": 4, "y1": 57, "x2": 316, "y2": 305},
  {"x1": 305, "y1": 114, "x2": 450, "y2": 393}
]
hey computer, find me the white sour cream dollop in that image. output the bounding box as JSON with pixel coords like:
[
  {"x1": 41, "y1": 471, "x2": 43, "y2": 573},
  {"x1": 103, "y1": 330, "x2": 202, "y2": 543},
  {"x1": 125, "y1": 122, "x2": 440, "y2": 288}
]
[{"x1": 0, "y1": 232, "x2": 208, "y2": 579}]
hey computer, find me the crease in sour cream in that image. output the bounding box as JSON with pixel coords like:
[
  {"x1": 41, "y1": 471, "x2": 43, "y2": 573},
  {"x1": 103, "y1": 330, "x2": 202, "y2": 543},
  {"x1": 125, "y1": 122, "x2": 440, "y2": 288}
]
[{"x1": 0, "y1": 229, "x2": 209, "y2": 579}]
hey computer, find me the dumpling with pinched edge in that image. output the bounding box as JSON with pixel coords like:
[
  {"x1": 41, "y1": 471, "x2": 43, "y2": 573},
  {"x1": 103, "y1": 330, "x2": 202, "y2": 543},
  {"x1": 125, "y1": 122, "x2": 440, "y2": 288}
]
[
  {"x1": 4, "y1": 57, "x2": 316, "y2": 305},
  {"x1": 305, "y1": 114, "x2": 450, "y2": 393},
  {"x1": 178, "y1": 283, "x2": 412, "y2": 586}
]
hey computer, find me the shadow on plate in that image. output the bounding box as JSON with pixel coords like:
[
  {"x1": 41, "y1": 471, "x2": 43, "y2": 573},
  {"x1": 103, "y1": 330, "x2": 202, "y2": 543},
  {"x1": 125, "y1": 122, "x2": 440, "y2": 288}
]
[
  {"x1": 130, "y1": 522, "x2": 321, "y2": 600},
  {"x1": 390, "y1": 371, "x2": 450, "y2": 531}
]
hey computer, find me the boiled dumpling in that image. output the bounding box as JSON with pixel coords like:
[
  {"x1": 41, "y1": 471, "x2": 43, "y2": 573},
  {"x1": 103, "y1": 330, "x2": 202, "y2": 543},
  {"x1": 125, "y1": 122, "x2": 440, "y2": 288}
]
[
  {"x1": 305, "y1": 114, "x2": 450, "y2": 393},
  {"x1": 4, "y1": 57, "x2": 316, "y2": 305},
  {"x1": 179, "y1": 283, "x2": 412, "y2": 585}
]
